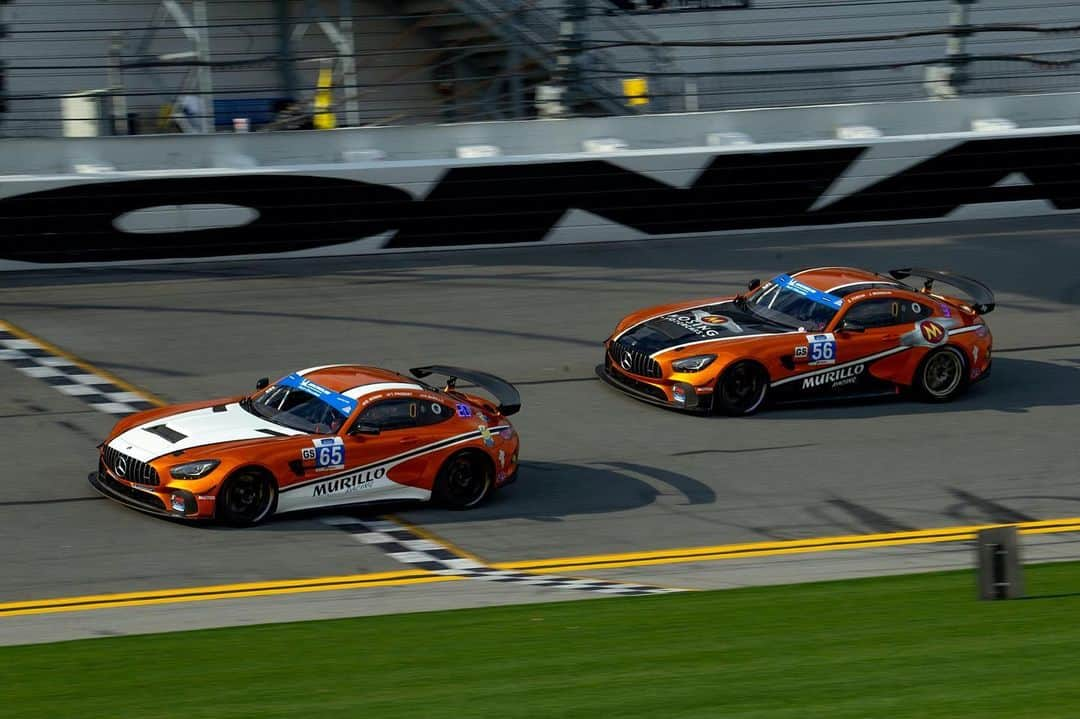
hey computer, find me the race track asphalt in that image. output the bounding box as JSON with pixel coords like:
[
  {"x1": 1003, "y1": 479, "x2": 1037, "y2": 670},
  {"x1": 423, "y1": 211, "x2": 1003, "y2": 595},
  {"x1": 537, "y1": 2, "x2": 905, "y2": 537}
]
[{"x1": 1, "y1": 213, "x2": 1079, "y2": 636}]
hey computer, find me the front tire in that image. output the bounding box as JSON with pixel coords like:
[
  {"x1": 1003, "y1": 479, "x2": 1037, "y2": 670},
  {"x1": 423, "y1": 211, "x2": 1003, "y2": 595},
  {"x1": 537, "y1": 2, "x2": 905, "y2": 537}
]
[
  {"x1": 915, "y1": 346, "x2": 968, "y2": 402},
  {"x1": 433, "y1": 452, "x2": 493, "y2": 510},
  {"x1": 216, "y1": 470, "x2": 277, "y2": 527},
  {"x1": 713, "y1": 361, "x2": 769, "y2": 416}
]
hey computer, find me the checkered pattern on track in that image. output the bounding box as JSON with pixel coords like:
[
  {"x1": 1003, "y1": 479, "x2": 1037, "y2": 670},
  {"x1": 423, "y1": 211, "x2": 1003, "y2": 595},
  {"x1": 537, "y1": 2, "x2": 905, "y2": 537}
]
[
  {"x1": 324, "y1": 517, "x2": 683, "y2": 596},
  {"x1": 0, "y1": 326, "x2": 158, "y2": 415}
]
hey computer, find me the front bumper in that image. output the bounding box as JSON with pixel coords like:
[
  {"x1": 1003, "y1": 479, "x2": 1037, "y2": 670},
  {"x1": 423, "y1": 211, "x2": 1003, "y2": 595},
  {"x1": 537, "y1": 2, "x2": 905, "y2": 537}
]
[
  {"x1": 595, "y1": 361, "x2": 709, "y2": 413},
  {"x1": 88, "y1": 469, "x2": 207, "y2": 520}
]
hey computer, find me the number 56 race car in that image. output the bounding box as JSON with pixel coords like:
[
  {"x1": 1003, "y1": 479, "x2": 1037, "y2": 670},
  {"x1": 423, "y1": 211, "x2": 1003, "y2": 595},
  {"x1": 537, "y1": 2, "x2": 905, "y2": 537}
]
[
  {"x1": 598, "y1": 267, "x2": 994, "y2": 415},
  {"x1": 89, "y1": 365, "x2": 521, "y2": 526}
]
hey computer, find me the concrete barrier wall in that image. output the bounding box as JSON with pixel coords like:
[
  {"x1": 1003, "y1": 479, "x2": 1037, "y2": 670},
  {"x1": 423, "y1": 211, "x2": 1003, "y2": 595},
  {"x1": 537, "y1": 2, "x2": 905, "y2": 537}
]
[{"x1": 4, "y1": 94, "x2": 1080, "y2": 270}]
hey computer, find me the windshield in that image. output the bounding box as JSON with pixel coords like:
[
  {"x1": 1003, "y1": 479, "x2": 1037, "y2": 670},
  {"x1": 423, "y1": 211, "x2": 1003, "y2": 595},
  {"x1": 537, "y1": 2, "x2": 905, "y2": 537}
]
[
  {"x1": 744, "y1": 274, "x2": 843, "y2": 331},
  {"x1": 242, "y1": 373, "x2": 357, "y2": 434}
]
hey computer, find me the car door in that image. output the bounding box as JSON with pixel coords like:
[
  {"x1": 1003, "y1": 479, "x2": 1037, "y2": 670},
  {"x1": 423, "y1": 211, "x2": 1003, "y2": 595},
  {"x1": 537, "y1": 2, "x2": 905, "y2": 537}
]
[
  {"x1": 799, "y1": 298, "x2": 910, "y2": 397},
  {"x1": 345, "y1": 397, "x2": 426, "y2": 491},
  {"x1": 347, "y1": 395, "x2": 457, "y2": 492},
  {"x1": 836, "y1": 297, "x2": 941, "y2": 395},
  {"x1": 280, "y1": 398, "x2": 430, "y2": 511}
]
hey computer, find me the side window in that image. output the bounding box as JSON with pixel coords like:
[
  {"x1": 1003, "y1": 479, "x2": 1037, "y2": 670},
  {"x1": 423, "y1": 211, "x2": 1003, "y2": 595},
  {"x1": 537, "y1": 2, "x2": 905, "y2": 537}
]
[
  {"x1": 355, "y1": 398, "x2": 452, "y2": 431},
  {"x1": 356, "y1": 398, "x2": 416, "y2": 431},
  {"x1": 844, "y1": 299, "x2": 937, "y2": 329},
  {"x1": 843, "y1": 299, "x2": 905, "y2": 329},
  {"x1": 416, "y1": 401, "x2": 452, "y2": 427},
  {"x1": 903, "y1": 301, "x2": 936, "y2": 322}
]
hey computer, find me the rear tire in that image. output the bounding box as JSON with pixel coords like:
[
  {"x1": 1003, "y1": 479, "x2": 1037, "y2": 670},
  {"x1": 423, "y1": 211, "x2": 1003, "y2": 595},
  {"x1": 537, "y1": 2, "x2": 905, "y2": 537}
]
[
  {"x1": 216, "y1": 470, "x2": 277, "y2": 527},
  {"x1": 433, "y1": 452, "x2": 493, "y2": 510},
  {"x1": 915, "y1": 346, "x2": 968, "y2": 402},
  {"x1": 713, "y1": 361, "x2": 769, "y2": 416}
]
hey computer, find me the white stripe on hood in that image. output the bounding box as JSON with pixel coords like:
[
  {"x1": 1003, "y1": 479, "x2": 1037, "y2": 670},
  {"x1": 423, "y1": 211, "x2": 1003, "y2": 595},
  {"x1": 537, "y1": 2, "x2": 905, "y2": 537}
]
[{"x1": 108, "y1": 402, "x2": 303, "y2": 462}]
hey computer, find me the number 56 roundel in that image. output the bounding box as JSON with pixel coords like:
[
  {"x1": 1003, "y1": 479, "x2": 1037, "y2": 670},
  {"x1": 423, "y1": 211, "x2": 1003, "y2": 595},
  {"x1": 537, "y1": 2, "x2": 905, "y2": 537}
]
[{"x1": 599, "y1": 266, "x2": 994, "y2": 416}]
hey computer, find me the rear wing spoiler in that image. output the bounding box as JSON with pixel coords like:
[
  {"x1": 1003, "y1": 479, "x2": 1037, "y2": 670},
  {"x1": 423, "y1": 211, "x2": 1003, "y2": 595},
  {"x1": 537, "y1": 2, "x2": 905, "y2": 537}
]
[
  {"x1": 888, "y1": 268, "x2": 995, "y2": 315},
  {"x1": 409, "y1": 366, "x2": 522, "y2": 416}
]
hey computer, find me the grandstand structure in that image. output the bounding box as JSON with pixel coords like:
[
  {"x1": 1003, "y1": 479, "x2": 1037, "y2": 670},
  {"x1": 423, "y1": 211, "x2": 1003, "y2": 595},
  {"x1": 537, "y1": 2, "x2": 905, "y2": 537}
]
[{"x1": 1, "y1": 0, "x2": 1079, "y2": 137}]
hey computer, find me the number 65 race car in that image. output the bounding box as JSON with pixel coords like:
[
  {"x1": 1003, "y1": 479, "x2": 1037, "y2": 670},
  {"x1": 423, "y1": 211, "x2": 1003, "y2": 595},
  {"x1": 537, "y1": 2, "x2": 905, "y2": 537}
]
[
  {"x1": 598, "y1": 267, "x2": 994, "y2": 415},
  {"x1": 89, "y1": 365, "x2": 521, "y2": 526}
]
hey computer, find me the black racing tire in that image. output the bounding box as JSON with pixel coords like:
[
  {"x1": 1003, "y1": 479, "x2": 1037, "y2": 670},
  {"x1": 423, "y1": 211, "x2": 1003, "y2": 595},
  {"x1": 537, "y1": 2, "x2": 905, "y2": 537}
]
[
  {"x1": 216, "y1": 470, "x2": 278, "y2": 527},
  {"x1": 712, "y1": 361, "x2": 769, "y2": 416},
  {"x1": 914, "y1": 346, "x2": 968, "y2": 403},
  {"x1": 433, "y1": 451, "x2": 493, "y2": 510}
]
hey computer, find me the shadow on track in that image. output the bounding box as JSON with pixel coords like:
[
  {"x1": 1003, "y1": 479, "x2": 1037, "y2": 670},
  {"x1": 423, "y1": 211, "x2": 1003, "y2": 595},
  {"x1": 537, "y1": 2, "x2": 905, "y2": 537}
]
[
  {"x1": 238, "y1": 459, "x2": 715, "y2": 532},
  {"x1": 404, "y1": 459, "x2": 715, "y2": 525},
  {"x1": 735, "y1": 356, "x2": 1080, "y2": 421}
]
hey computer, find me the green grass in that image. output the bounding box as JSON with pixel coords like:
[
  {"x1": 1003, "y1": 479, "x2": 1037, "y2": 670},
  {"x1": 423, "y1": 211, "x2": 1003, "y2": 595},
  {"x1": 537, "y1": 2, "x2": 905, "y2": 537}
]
[{"x1": 4, "y1": 562, "x2": 1080, "y2": 719}]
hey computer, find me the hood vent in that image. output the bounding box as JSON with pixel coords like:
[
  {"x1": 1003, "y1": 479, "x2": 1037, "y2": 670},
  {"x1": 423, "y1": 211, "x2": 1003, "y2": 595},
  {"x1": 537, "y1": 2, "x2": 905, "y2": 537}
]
[{"x1": 144, "y1": 424, "x2": 188, "y2": 444}]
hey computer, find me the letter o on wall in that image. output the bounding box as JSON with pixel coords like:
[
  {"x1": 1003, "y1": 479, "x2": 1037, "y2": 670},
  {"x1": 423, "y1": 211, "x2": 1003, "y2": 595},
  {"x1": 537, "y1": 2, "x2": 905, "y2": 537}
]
[{"x1": 0, "y1": 174, "x2": 415, "y2": 263}]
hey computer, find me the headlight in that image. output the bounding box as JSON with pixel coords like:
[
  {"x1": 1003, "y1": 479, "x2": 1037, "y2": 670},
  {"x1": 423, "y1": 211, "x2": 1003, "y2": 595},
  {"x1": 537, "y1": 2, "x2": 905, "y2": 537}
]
[
  {"x1": 671, "y1": 354, "x2": 717, "y2": 372},
  {"x1": 170, "y1": 460, "x2": 220, "y2": 479}
]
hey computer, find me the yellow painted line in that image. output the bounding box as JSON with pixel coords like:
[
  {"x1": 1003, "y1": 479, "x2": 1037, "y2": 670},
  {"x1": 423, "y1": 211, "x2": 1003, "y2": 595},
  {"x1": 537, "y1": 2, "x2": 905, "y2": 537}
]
[
  {"x1": 384, "y1": 513, "x2": 488, "y2": 565},
  {"x1": 0, "y1": 319, "x2": 167, "y2": 406},
  {"x1": 380, "y1": 511, "x2": 682, "y2": 591},
  {"x1": 1019, "y1": 523, "x2": 1080, "y2": 537},
  {"x1": 0, "y1": 570, "x2": 460, "y2": 618},
  {"x1": 6, "y1": 518, "x2": 1080, "y2": 619},
  {"x1": 492, "y1": 518, "x2": 1080, "y2": 574}
]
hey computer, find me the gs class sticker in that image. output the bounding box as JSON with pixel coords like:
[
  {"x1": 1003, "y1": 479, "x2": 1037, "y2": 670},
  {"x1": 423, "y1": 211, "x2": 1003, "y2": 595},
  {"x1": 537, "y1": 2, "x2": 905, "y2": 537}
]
[{"x1": 807, "y1": 333, "x2": 837, "y2": 366}]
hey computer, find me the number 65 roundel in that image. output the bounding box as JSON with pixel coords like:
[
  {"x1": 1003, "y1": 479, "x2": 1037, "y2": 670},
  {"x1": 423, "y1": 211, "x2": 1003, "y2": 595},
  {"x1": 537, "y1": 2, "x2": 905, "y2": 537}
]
[{"x1": 310, "y1": 437, "x2": 345, "y2": 468}]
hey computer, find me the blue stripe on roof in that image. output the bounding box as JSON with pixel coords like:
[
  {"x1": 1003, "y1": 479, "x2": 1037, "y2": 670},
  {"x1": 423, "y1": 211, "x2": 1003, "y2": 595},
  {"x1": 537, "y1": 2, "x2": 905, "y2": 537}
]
[
  {"x1": 773, "y1": 274, "x2": 844, "y2": 310},
  {"x1": 276, "y1": 373, "x2": 358, "y2": 417}
]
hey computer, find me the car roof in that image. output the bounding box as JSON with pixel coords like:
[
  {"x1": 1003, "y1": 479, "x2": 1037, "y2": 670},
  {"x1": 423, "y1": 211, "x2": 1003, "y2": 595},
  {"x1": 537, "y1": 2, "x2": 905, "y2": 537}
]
[
  {"x1": 295, "y1": 365, "x2": 422, "y2": 395},
  {"x1": 788, "y1": 267, "x2": 904, "y2": 296}
]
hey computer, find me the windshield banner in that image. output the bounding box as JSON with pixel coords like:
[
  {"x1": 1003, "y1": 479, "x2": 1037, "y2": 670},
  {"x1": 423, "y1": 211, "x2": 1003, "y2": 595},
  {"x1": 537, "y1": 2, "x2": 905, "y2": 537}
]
[
  {"x1": 277, "y1": 373, "x2": 358, "y2": 417},
  {"x1": 772, "y1": 274, "x2": 843, "y2": 310}
]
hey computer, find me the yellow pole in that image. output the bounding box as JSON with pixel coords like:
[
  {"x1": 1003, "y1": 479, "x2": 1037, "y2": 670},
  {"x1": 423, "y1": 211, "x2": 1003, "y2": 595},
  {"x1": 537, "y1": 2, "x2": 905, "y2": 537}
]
[{"x1": 313, "y1": 66, "x2": 337, "y2": 130}]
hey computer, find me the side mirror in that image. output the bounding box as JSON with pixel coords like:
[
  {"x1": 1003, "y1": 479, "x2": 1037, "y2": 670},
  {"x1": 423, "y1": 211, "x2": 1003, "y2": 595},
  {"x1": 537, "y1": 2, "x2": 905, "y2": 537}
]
[
  {"x1": 255, "y1": 377, "x2": 269, "y2": 390},
  {"x1": 747, "y1": 278, "x2": 761, "y2": 291},
  {"x1": 840, "y1": 320, "x2": 865, "y2": 333},
  {"x1": 351, "y1": 423, "x2": 381, "y2": 436}
]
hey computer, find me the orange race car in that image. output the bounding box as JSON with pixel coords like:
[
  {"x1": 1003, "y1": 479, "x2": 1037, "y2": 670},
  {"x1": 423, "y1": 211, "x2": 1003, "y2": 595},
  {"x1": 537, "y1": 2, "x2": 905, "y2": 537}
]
[
  {"x1": 89, "y1": 365, "x2": 521, "y2": 526},
  {"x1": 598, "y1": 267, "x2": 994, "y2": 415}
]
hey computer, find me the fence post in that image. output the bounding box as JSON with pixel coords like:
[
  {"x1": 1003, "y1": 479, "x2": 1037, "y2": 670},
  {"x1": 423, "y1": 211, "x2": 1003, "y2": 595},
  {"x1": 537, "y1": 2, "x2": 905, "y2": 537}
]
[
  {"x1": 559, "y1": 0, "x2": 589, "y2": 115},
  {"x1": 976, "y1": 525, "x2": 1024, "y2": 600},
  {"x1": 945, "y1": 0, "x2": 977, "y2": 94},
  {"x1": 275, "y1": 0, "x2": 296, "y2": 102},
  {"x1": 106, "y1": 32, "x2": 128, "y2": 135},
  {"x1": 0, "y1": 0, "x2": 12, "y2": 120}
]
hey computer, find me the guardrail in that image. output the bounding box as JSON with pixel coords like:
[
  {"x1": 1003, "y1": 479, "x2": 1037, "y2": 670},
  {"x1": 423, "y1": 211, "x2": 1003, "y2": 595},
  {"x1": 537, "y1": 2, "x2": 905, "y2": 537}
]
[{"x1": 3, "y1": 94, "x2": 1080, "y2": 270}]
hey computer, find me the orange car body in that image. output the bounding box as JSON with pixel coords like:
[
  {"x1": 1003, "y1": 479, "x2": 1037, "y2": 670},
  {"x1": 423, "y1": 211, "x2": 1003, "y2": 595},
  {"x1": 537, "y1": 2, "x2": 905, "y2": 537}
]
[
  {"x1": 599, "y1": 266, "x2": 994, "y2": 413},
  {"x1": 89, "y1": 365, "x2": 520, "y2": 522}
]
